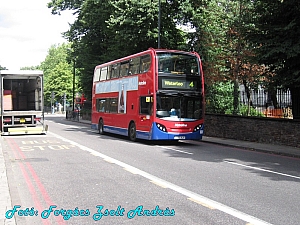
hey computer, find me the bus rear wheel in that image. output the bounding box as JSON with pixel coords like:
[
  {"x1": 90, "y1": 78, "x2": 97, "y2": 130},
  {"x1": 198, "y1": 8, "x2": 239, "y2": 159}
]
[
  {"x1": 99, "y1": 119, "x2": 104, "y2": 135},
  {"x1": 129, "y1": 122, "x2": 136, "y2": 142}
]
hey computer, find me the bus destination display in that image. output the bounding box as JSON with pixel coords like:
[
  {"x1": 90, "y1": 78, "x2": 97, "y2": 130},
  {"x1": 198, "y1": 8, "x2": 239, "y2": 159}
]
[{"x1": 161, "y1": 78, "x2": 196, "y2": 90}]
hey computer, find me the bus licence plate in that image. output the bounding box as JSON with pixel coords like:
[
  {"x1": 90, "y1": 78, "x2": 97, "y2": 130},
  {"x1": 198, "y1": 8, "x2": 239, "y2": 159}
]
[
  {"x1": 20, "y1": 118, "x2": 25, "y2": 123},
  {"x1": 174, "y1": 136, "x2": 185, "y2": 140}
]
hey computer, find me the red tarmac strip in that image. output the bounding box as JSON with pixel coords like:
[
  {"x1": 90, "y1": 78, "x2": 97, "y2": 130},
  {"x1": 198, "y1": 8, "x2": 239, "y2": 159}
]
[{"x1": 7, "y1": 138, "x2": 67, "y2": 225}]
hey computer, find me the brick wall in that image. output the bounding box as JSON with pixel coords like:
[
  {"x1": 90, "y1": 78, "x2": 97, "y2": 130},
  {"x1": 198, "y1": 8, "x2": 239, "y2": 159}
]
[{"x1": 204, "y1": 114, "x2": 300, "y2": 148}]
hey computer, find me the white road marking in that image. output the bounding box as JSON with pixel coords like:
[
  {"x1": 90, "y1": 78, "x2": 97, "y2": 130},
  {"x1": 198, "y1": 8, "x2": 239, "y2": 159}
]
[
  {"x1": 47, "y1": 120, "x2": 80, "y2": 128},
  {"x1": 224, "y1": 160, "x2": 300, "y2": 180},
  {"x1": 49, "y1": 131, "x2": 273, "y2": 225},
  {"x1": 158, "y1": 146, "x2": 193, "y2": 155},
  {"x1": 188, "y1": 197, "x2": 215, "y2": 210},
  {"x1": 87, "y1": 129, "x2": 96, "y2": 132}
]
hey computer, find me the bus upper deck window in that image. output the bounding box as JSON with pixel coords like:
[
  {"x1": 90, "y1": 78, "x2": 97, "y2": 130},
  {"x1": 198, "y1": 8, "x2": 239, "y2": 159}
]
[
  {"x1": 111, "y1": 63, "x2": 120, "y2": 78},
  {"x1": 93, "y1": 68, "x2": 101, "y2": 82},
  {"x1": 120, "y1": 61, "x2": 130, "y2": 77},
  {"x1": 106, "y1": 66, "x2": 112, "y2": 80},
  {"x1": 141, "y1": 55, "x2": 151, "y2": 73},
  {"x1": 129, "y1": 57, "x2": 140, "y2": 75},
  {"x1": 100, "y1": 67, "x2": 108, "y2": 81}
]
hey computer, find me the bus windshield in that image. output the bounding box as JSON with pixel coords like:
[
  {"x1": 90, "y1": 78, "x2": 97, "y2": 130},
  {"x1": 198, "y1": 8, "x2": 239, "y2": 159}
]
[
  {"x1": 157, "y1": 52, "x2": 199, "y2": 75},
  {"x1": 156, "y1": 93, "x2": 203, "y2": 121}
]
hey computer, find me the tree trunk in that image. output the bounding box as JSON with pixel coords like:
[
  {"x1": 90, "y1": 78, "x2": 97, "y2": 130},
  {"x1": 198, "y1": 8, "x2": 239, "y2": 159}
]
[
  {"x1": 243, "y1": 80, "x2": 252, "y2": 116},
  {"x1": 291, "y1": 87, "x2": 300, "y2": 120},
  {"x1": 233, "y1": 79, "x2": 239, "y2": 115},
  {"x1": 267, "y1": 87, "x2": 278, "y2": 109}
]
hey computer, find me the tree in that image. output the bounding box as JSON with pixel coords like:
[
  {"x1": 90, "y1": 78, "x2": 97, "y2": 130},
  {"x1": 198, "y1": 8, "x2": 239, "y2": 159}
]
[
  {"x1": 248, "y1": 0, "x2": 300, "y2": 118},
  {"x1": 20, "y1": 66, "x2": 40, "y2": 70},
  {"x1": 48, "y1": 0, "x2": 189, "y2": 99},
  {"x1": 185, "y1": 1, "x2": 249, "y2": 114},
  {"x1": 0, "y1": 65, "x2": 7, "y2": 70},
  {"x1": 106, "y1": 0, "x2": 186, "y2": 55},
  {"x1": 40, "y1": 43, "x2": 76, "y2": 107}
]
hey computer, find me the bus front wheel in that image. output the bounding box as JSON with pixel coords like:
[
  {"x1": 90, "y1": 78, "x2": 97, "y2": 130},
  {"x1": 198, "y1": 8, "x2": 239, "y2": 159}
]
[
  {"x1": 129, "y1": 122, "x2": 136, "y2": 142},
  {"x1": 99, "y1": 119, "x2": 105, "y2": 135}
]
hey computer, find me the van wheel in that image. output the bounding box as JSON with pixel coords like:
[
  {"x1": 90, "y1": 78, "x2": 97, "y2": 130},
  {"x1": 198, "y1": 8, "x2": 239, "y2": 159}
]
[
  {"x1": 99, "y1": 119, "x2": 104, "y2": 135},
  {"x1": 129, "y1": 122, "x2": 136, "y2": 141}
]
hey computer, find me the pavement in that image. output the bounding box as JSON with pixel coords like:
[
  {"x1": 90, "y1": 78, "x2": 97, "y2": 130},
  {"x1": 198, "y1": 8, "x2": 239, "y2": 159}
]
[
  {"x1": 1, "y1": 114, "x2": 299, "y2": 225},
  {"x1": 0, "y1": 143, "x2": 15, "y2": 225}
]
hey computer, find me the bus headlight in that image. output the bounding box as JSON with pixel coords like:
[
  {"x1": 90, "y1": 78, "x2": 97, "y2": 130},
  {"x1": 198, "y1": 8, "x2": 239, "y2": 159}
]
[
  {"x1": 193, "y1": 124, "x2": 202, "y2": 132},
  {"x1": 156, "y1": 123, "x2": 167, "y2": 132}
]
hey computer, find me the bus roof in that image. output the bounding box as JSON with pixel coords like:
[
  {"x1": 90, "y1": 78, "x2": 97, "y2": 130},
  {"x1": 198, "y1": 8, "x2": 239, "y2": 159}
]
[{"x1": 94, "y1": 48, "x2": 199, "y2": 69}]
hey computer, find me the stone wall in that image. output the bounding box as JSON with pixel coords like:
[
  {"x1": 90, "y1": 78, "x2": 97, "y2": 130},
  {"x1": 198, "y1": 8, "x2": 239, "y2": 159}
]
[{"x1": 204, "y1": 114, "x2": 300, "y2": 148}]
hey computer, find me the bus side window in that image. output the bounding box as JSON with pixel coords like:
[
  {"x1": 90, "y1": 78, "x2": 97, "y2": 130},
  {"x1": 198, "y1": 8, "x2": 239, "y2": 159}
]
[
  {"x1": 140, "y1": 96, "x2": 153, "y2": 115},
  {"x1": 129, "y1": 57, "x2": 140, "y2": 75},
  {"x1": 120, "y1": 61, "x2": 130, "y2": 77},
  {"x1": 100, "y1": 67, "x2": 108, "y2": 81},
  {"x1": 111, "y1": 63, "x2": 120, "y2": 78},
  {"x1": 93, "y1": 68, "x2": 101, "y2": 82},
  {"x1": 106, "y1": 65, "x2": 112, "y2": 80},
  {"x1": 110, "y1": 98, "x2": 118, "y2": 113},
  {"x1": 141, "y1": 55, "x2": 151, "y2": 73},
  {"x1": 97, "y1": 99, "x2": 106, "y2": 112}
]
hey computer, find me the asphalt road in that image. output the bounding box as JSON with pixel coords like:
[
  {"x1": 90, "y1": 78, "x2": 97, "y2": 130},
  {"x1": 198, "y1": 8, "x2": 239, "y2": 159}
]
[{"x1": 2, "y1": 115, "x2": 300, "y2": 225}]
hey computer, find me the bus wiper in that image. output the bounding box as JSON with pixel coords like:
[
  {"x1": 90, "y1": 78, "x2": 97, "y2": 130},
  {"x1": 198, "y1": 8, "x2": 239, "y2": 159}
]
[
  {"x1": 157, "y1": 91, "x2": 201, "y2": 97},
  {"x1": 182, "y1": 92, "x2": 201, "y2": 97},
  {"x1": 156, "y1": 91, "x2": 179, "y2": 96}
]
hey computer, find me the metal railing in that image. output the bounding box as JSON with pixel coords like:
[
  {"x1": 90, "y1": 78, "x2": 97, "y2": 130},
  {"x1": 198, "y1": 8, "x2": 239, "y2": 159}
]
[
  {"x1": 205, "y1": 85, "x2": 294, "y2": 119},
  {"x1": 239, "y1": 88, "x2": 293, "y2": 119}
]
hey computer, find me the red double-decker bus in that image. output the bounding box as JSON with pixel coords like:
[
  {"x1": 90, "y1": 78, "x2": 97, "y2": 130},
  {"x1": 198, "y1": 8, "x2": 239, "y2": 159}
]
[{"x1": 91, "y1": 48, "x2": 205, "y2": 141}]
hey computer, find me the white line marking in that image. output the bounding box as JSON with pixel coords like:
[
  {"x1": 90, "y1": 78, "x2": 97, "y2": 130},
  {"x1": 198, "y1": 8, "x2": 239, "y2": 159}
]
[
  {"x1": 188, "y1": 197, "x2": 215, "y2": 209},
  {"x1": 49, "y1": 131, "x2": 273, "y2": 225},
  {"x1": 87, "y1": 129, "x2": 96, "y2": 132},
  {"x1": 224, "y1": 160, "x2": 300, "y2": 180},
  {"x1": 150, "y1": 180, "x2": 168, "y2": 188},
  {"x1": 158, "y1": 146, "x2": 193, "y2": 155},
  {"x1": 123, "y1": 167, "x2": 139, "y2": 174}
]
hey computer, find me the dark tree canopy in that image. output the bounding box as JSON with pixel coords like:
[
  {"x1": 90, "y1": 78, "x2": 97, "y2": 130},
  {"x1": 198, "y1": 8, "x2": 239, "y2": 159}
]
[{"x1": 249, "y1": 0, "x2": 300, "y2": 88}]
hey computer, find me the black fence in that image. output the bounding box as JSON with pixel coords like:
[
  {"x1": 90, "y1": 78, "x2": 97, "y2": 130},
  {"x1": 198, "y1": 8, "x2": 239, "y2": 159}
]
[
  {"x1": 205, "y1": 84, "x2": 294, "y2": 119},
  {"x1": 239, "y1": 87, "x2": 293, "y2": 119}
]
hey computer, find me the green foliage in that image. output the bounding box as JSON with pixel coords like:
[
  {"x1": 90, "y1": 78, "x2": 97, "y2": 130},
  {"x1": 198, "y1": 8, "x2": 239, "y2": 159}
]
[
  {"x1": 40, "y1": 43, "x2": 77, "y2": 106},
  {"x1": 20, "y1": 66, "x2": 40, "y2": 70},
  {"x1": 186, "y1": 1, "x2": 236, "y2": 81},
  {"x1": 106, "y1": 0, "x2": 187, "y2": 55},
  {"x1": 206, "y1": 81, "x2": 234, "y2": 114},
  {"x1": 238, "y1": 105, "x2": 264, "y2": 117},
  {"x1": 60, "y1": 0, "x2": 113, "y2": 99},
  {"x1": 206, "y1": 81, "x2": 264, "y2": 117}
]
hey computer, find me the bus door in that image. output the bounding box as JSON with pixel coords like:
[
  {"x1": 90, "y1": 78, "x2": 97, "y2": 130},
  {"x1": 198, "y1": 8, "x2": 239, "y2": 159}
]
[{"x1": 137, "y1": 96, "x2": 153, "y2": 139}]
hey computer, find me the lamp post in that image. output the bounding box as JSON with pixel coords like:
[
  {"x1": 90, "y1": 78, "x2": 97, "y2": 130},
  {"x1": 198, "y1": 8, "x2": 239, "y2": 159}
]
[
  {"x1": 158, "y1": 0, "x2": 161, "y2": 48},
  {"x1": 72, "y1": 59, "x2": 76, "y2": 112}
]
